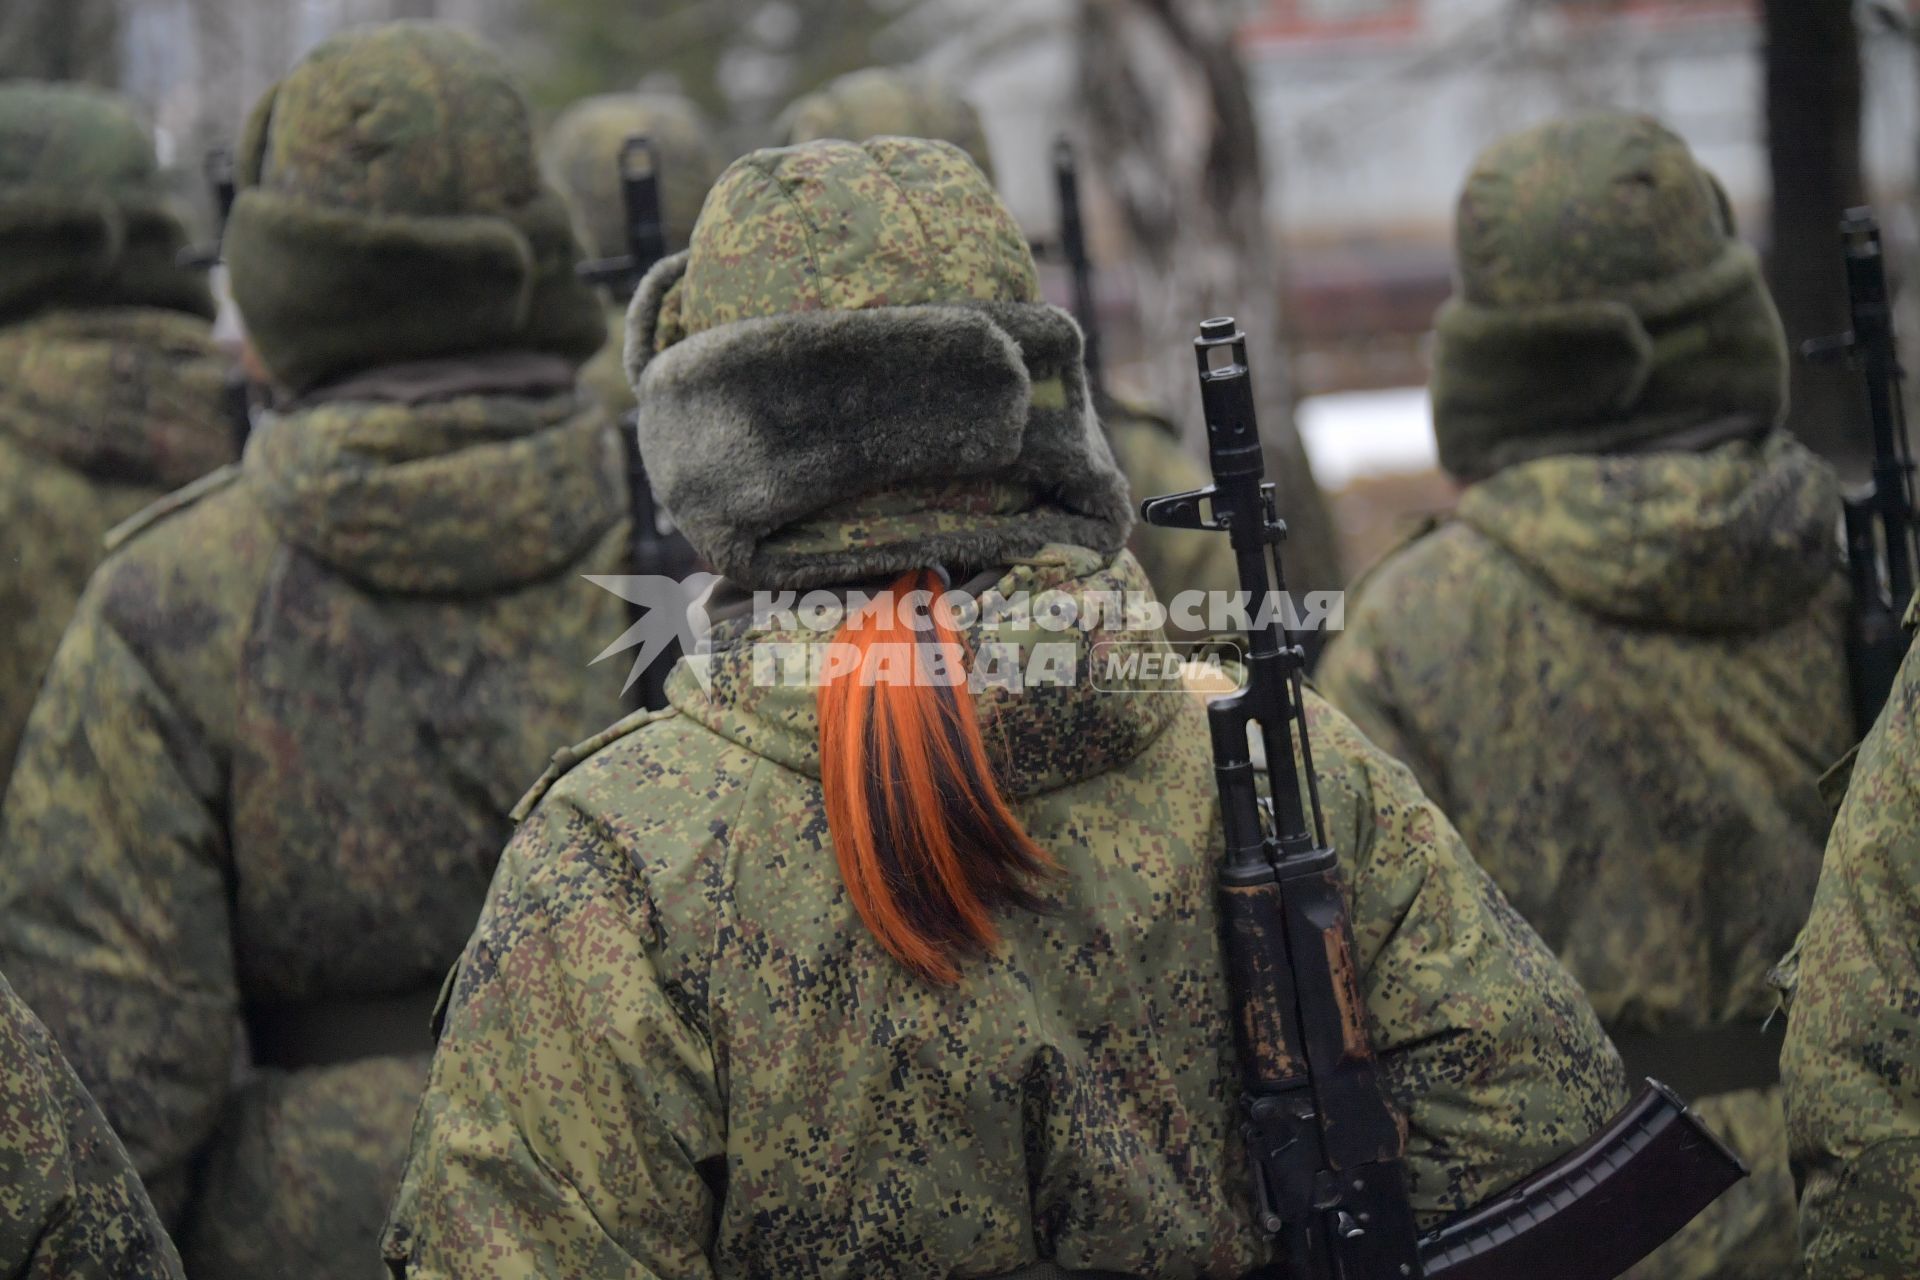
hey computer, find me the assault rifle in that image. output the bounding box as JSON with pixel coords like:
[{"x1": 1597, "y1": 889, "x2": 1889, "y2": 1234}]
[
  {"x1": 1803, "y1": 210, "x2": 1919, "y2": 737},
  {"x1": 577, "y1": 134, "x2": 698, "y2": 713},
  {"x1": 176, "y1": 147, "x2": 235, "y2": 272},
  {"x1": 1051, "y1": 137, "x2": 1105, "y2": 404},
  {"x1": 576, "y1": 135, "x2": 668, "y2": 299},
  {"x1": 175, "y1": 147, "x2": 253, "y2": 456},
  {"x1": 1143, "y1": 317, "x2": 1746, "y2": 1279}
]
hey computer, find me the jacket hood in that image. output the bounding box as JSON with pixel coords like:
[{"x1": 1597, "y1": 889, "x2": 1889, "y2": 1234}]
[
  {"x1": 667, "y1": 544, "x2": 1184, "y2": 798},
  {"x1": 1456, "y1": 429, "x2": 1839, "y2": 633},
  {"x1": 0, "y1": 306, "x2": 231, "y2": 486},
  {"x1": 245, "y1": 376, "x2": 623, "y2": 595}
]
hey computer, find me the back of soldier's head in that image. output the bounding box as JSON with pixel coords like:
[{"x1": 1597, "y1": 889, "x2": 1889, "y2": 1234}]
[
  {"x1": 623, "y1": 136, "x2": 1127, "y2": 592},
  {"x1": 774, "y1": 67, "x2": 994, "y2": 182},
  {"x1": 1431, "y1": 112, "x2": 1787, "y2": 481},
  {"x1": 0, "y1": 81, "x2": 212, "y2": 326},
  {"x1": 546, "y1": 91, "x2": 723, "y2": 263},
  {"x1": 223, "y1": 22, "x2": 605, "y2": 395}
]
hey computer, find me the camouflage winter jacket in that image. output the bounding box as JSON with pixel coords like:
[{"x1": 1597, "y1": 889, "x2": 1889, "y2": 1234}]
[
  {"x1": 0, "y1": 364, "x2": 631, "y2": 1280},
  {"x1": 0, "y1": 966, "x2": 184, "y2": 1280},
  {"x1": 0, "y1": 306, "x2": 231, "y2": 779},
  {"x1": 384, "y1": 534, "x2": 1626, "y2": 1280},
  {"x1": 1779, "y1": 594, "x2": 1920, "y2": 1278},
  {"x1": 1316, "y1": 429, "x2": 1851, "y2": 1278}
]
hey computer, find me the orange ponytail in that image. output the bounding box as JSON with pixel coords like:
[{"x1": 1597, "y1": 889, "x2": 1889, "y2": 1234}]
[{"x1": 817, "y1": 569, "x2": 1054, "y2": 983}]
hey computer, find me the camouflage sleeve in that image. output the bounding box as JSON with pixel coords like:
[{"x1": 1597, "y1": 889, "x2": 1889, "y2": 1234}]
[
  {"x1": 1781, "y1": 646, "x2": 1920, "y2": 1278},
  {"x1": 1315, "y1": 590, "x2": 1454, "y2": 812},
  {"x1": 0, "y1": 589, "x2": 238, "y2": 1225},
  {"x1": 0, "y1": 968, "x2": 186, "y2": 1280},
  {"x1": 383, "y1": 782, "x2": 726, "y2": 1280},
  {"x1": 1309, "y1": 695, "x2": 1628, "y2": 1214}
]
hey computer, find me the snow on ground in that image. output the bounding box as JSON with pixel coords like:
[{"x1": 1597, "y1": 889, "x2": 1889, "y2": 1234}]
[{"x1": 1296, "y1": 386, "x2": 1437, "y2": 488}]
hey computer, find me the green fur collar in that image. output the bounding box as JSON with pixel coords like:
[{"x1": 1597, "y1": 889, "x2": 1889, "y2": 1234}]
[
  {"x1": 624, "y1": 251, "x2": 1132, "y2": 590},
  {"x1": 1430, "y1": 241, "x2": 1787, "y2": 481}
]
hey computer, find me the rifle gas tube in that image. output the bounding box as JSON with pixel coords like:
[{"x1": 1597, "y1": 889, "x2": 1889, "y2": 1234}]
[
  {"x1": 1143, "y1": 318, "x2": 1746, "y2": 1280},
  {"x1": 1804, "y1": 209, "x2": 1920, "y2": 736}
]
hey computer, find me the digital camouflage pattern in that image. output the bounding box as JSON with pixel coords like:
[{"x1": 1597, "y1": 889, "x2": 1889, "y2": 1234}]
[
  {"x1": 547, "y1": 91, "x2": 725, "y2": 416},
  {"x1": 223, "y1": 22, "x2": 604, "y2": 394},
  {"x1": 1103, "y1": 404, "x2": 1241, "y2": 647},
  {"x1": 1779, "y1": 596, "x2": 1920, "y2": 1278},
  {"x1": 775, "y1": 66, "x2": 995, "y2": 181},
  {"x1": 0, "y1": 966, "x2": 184, "y2": 1280},
  {"x1": 0, "y1": 381, "x2": 633, "y2": 1280},
  {"x1": 384, "y1": 534, "x2": 1628, "y2": 1279},
  {"x1": 647, "y1": 136, "x2": 1038, "y2": 354},
  {"x1": 0, "y1": 81, "x2": 213, "y2": 324},
  {"x1": 1317, "y1": 431, "x2": 1851, "y2": 1278},
  {"x1": 1430, "y1": 114, "x2": 1786, "y2": 482},
  {"x1": 0, "y1": 305, "x2": 231, "y2": 778}
]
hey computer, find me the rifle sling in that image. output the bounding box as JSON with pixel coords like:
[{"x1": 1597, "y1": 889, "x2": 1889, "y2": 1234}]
[{"x1": 1608, "y1": 1020, "x2": 1784, "y2": 1098}]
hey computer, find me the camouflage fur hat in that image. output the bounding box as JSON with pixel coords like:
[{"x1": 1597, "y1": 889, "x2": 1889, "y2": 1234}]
[
  {"x1": 775, "y1": 67, "x2": 995, "y2": 182},
  {"x1": 546, "y1": 92, "x2": 723, "y2": 261},
  {"x1": 1431, "y1": 113, "x2": 1787, "y2": 481},
  {"x1": 224, "y1": 22, "x2": 605, "y2": 394},
  {"x1": 0, "y1": 82, "x2": 212, "y2": 325},
  {"x1": 625, "y1": 138, "x2": 1129, "y2": 589}
]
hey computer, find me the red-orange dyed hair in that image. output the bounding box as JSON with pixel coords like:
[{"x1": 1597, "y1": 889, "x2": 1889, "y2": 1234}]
[{"x1": 816, "y1": 569, "x2": 1054, "y2": 983}]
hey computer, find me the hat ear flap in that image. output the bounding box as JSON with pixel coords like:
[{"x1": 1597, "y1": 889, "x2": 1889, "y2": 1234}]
[{"x1": 625, "y1": 248, "x2": 691, "y2": 389}]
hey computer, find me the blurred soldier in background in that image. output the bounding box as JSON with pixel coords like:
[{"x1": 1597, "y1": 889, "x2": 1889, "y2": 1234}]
[
  {"x1": 384, "y1": 137, "x2": 1625, "y2": 1278},
  {"x1": 0, "y1": 967, "x2": 184, "y2": 1280},
  {"x1": 0, "y1": 22, "x2": 628, "y2": 1279},
  {"x1": 776, "y1": 64, "x2": 998, "y2": 181},
  {"x1": 0, "y1": 83, "x2": 232, "y2": 781},
  {"x1": 776, "y1": 66, "x2": 1237, "y2": 645},
  {"x1": 546, "y1": 90, "x2": 725, "y2": 414},
  {"x1": 1779, "y1": 594, "x2": 1920, "y2": 1278},
  {"x1": 1317, "y1": 113, "x2": 1851, "y2": 1279}
]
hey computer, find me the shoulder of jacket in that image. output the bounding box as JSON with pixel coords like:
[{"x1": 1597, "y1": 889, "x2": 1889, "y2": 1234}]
[
  {"x1": 101, "y1": 463, "x2": 243, "y2": 554},
  {"x1": 1345, "y1": 512, "x2": 1452, "y2": 605},
  {"x1": 510, "y1": 704, "x2": 681, "y2": 823}
]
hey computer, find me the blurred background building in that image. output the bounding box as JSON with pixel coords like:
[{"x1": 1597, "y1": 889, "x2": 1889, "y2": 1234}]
[{"x1": 6, "y1": 0, "x2": 1915, "y2": 572}]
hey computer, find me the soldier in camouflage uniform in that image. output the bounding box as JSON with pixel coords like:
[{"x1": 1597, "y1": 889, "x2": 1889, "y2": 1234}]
[
  {"x1": 0, "y1": 24, "x2": 625, "y2": 1280},
  {"x1": 0, "y1": 968, "x2": 184, "y2": 1280},
  {"x1": 778, "y1": 67, "x2": 1239, "y2": 646},
  {"x1": 382, "y1": 137, "x2": 1627, "y2": 1278},
  {"x1": 547, "y1": 91, "x2": 725, "y2": 416},
  {"x1": 0, "y1": 83, "x2": 232, "y2": 780},
  {"x1": 1778, "y1": 596, "x2": 1920, "y2": 1278},
  {"x1": 1315, "y1": 114, "x2": 1851, "y2": 1279}
]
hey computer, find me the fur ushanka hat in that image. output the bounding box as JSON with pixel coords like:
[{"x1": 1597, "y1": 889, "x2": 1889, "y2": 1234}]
[{"x1": 624, "y1": 137, "x2": 1131, "y2": 591}]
